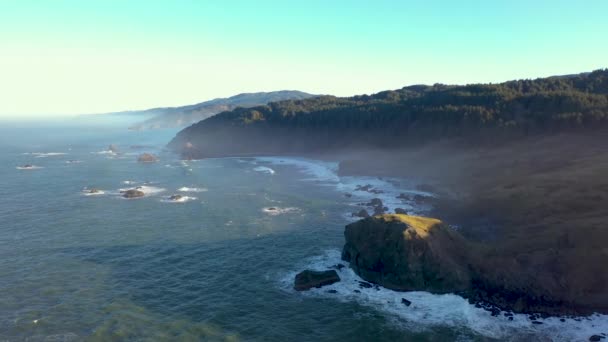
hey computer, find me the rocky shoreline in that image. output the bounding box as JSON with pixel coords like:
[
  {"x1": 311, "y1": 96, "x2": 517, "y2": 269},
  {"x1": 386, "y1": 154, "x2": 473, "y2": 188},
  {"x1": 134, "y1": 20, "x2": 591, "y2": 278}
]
[{"x1": 339, "y1": 214, "x2": 606, "y2": 317}]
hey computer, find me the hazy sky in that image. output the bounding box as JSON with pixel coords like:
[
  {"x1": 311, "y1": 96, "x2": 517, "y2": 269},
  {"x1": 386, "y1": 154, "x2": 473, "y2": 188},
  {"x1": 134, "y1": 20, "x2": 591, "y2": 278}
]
[{"x1": 1, "y1": 0, "x2": 607, "y2": 117}]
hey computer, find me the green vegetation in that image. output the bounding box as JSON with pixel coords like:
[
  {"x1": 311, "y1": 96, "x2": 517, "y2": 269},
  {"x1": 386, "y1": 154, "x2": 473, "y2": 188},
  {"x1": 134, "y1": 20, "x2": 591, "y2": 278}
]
[
  {"x1": 170, "y1": 69, "x2": 608, "y2": 158},
  {"x1": 194, "y1": 69, "x2": 608, "y2": 135}
]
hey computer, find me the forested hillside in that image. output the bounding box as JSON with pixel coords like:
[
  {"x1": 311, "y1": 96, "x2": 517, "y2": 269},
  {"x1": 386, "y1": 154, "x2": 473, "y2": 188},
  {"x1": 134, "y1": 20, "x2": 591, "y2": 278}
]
[{"x1": 170, "y1": 70, "x2": 608, "y2": 157}]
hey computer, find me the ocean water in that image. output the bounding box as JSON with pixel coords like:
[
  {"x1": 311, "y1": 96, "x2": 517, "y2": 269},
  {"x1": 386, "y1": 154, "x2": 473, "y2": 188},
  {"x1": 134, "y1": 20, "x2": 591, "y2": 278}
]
[{"x1": 0, "y1": 117, "x2": 606, "y2": 341}]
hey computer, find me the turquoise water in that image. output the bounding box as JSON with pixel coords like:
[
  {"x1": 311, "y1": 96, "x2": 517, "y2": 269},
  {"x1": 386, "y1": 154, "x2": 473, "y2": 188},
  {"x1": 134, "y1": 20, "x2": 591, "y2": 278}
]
[{"x1": 0, "y1": 118, "x2": 605, "y2": 341}]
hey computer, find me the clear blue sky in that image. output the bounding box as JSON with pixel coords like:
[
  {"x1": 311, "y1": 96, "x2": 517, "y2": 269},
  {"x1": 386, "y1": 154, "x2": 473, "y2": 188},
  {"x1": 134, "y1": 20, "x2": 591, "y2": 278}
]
[{"x1": 1, "y1": 0, "x2": 607, "y2": 116}]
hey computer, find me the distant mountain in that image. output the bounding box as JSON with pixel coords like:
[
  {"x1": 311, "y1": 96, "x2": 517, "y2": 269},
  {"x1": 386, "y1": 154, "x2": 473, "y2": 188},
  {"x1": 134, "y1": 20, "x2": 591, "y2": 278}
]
[
  {"x1": 169, "y1": 69, "x2": 608, "y2": 158},
  {"x1": 120, "y1": 91, "x2": 315, "y2": 130}
]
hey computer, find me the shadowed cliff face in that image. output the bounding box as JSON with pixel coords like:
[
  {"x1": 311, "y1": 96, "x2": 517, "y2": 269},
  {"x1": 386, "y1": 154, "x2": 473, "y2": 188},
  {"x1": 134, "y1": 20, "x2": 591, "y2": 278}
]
[
  {"x1": 342, "y1": 215, "x2": 471, "y2": 293},
  {"x1": 342, "y1": 215, "x2": 608, "y2": 316}
]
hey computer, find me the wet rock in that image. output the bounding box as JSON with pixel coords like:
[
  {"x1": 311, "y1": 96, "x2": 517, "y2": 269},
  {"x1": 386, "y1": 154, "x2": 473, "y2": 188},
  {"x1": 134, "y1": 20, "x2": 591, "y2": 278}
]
[
  {"x1": 531, "y1": 321, "x2": 543, "y2": 325},
  {"x1": 401, "y1": 298, "x2": 412, "y2": 306},
  {"x1": 352, "y1": 209, "x2": 370, "y2": 218},
  {"x1": 332, "y1": 264, "x2": 345, "y2": 270},
  {"x1": 326, "y1": 289, "x2": 337, "y2": 294},
  {"x1": 86, "y1": 188, "x2": 101, "y2": 194},
  {"x1": 355, "y1": 184, "x2": 374, "y2": 192},
  {"x1": 373, "y1": 206, "x2": 386, "y2": 216},
  {"x1": 589, "y1": 335, "x2": 603, "y2": 341},
  {"x1": 169, "y1": 194, "x2": 183, "y2": 201},
  {"x1": 137, "y1": 153, "x2": 158, "y2": 163},
  {"x1": 294, "y1": 270, "x2": 341, "y2": 291},
  {"x1": 353, "y1": 289, "x2": 361, "y2": 293},
  {"x1": 366, "y1": 198, "x2": 383, "y2": 207},
  {"x1": 394, "y1": 208, "x2": 408, "y2": 215},
  {"x1": 121, "y1": 189, "x2": 145, "y2": 198},
  {"x1": 358, "y1": 281, "x2": 373, "y2": 289},
  {"x1": 344, "y1": 193, "x2": 352, "y2": 198}
]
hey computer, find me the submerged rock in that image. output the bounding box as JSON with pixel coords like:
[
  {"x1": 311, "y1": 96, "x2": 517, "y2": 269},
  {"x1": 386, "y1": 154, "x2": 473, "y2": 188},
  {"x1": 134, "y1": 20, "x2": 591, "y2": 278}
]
[
  {"x1": 294, "y1": 270, "x2": 341, "y2": 291},
  {"x1": 137, "y1": 153, "x2": 158, "y2": 163},
  {"x1": 122, "y1": 189, "x2": 145, "y2": 198}
]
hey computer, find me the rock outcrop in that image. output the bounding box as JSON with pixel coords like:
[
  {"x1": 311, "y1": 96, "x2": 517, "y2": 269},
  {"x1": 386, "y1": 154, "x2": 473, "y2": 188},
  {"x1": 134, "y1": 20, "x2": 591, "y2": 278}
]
[
  {"x1": 342, "y1": 214, "x2": 471, "y2": 293},
  {"x1": 137, "y1": 153, "x2": 158, "y2": 163},
  {"x1": 294, "y1": 270, "x2": 341, "y2": 291},
  {"x1": 342, "y1": 214, "x2": 608, "y2": 315},
  {"x1": 122, "y1": 189, "x2": 145, "y2": 198},
  {"x1": 352, "y1": 209, "x2": 370, "y2": 218}
]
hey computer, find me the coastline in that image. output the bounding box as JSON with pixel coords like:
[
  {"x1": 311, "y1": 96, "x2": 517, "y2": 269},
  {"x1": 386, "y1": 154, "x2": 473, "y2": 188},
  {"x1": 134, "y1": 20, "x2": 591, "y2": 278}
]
[{"x1": 170, "y1": 129, "x2": 608, "y2": 317}]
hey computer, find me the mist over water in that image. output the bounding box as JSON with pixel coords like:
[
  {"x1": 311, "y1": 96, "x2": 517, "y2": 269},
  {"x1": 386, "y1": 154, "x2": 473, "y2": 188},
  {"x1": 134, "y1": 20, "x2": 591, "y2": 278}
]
[{"x1": 0, "y1": 117, "x2": 604, "y2": 341}]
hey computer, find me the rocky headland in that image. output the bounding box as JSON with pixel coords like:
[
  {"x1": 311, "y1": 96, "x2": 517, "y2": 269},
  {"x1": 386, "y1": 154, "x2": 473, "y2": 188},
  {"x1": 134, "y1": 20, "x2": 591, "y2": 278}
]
[{"x1": 342, "y1": 214, "x2": 608, "y2": 316}]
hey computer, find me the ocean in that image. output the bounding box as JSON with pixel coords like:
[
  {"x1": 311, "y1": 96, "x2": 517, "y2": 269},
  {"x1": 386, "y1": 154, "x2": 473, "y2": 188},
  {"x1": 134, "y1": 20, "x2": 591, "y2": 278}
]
[{"x1": 0, "y1": 117, "x2": 605, "y2": 341}]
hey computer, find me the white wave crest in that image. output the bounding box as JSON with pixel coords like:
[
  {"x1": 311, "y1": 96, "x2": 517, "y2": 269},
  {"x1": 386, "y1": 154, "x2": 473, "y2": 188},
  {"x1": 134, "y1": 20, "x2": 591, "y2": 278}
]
[
  {"x1": 177, "y1": 187, "x2": 207, "y2": 193},
  {"x1": 280, "y1": 250, "x2": 608, "y2": 341},
  {"x1": 262, "y1": 207, "x2": 300, "y2": 216},
  {"x1": 254, "y1": 166, "x2": 276, "y2": 174},
  {"x1": 161, "y1": 195, "x2": 197, "y2": 203},
  {"x1": 16, "y1": 165, "x2": 43, "y2": 170}
]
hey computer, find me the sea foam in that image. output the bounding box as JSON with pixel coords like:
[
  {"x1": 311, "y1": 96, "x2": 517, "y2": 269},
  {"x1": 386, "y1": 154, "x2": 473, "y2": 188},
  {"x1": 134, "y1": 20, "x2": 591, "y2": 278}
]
[
  {"x1": 253, "y1": 157, "x2": 432, "y2": 216},
  {"x1": 281, "y1": 249, "x2": 608, "y2": 342}
]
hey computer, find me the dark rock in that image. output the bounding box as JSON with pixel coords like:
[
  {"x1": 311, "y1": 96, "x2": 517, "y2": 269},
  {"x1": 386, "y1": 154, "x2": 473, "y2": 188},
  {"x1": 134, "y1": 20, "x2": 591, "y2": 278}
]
[
  {"x1": 326, "y1": 289, "x2": 338, "y2": 294},
  {"x1": 169, "y1": 194, "x2": 183, "y2": 201},
  {"x1": 353, "y1": 290, "x2": 361, "y2": 293},
  {"x1": 294, "y1": 270, "x2": 340, "y2": 291},
  {"x1": 373, "y1": 206, "x2": 386, "y2": 216},
  {"x1": 396, "y1": 193, "x2": 409, "y2": 200},
  {"x1": 401, "y1": 298, "x2": 412, "y2": 306},
  {"x1": 332, "y1": 264, "x2": 345, "y2": 270},
  {"x1": 508, "y1": 316, "x2": 513, "y2": 321},
  {"x1": 352, "y1": 209, "x2": 370, "y2": 218},
  {"x1": 137, "y1": 153, "x2": 158, "y2": 163},
  {"x1": 355, "y1": 184, "x2": 374, "y2": 192},
  {"x1": 358, "y1": 281, "x2": 373, "y2": 289},
  {"x1": 395, "y1": 208, "x2": 408, "y2": 215},
  {"x1": 341, "y1": 213, "x2": 607, "y2": 316},
  {"x1": 345, "y1": 193, "x2": 352, "y2": 198},
  {"x1": 590, "y1": 336, "x2": 603, "y2": 342},
  {"x1": 87, "y1": 188, "x2": 101, "y2": 194},
  {"x1": 342, "y1": 215, "x2": 470, "y2": 293},
  {"x1": 122, "y1": 189, "x2": 145, "y2": 198},
  {"x1": 366, "y1": 198, "x2": 383, "y2": 207},
  {"x1": 560, "y1": 318, "x2": 565, "y2": 322},
  {"x1": 531, "y1": 321, "x2": 543, "y2": 325}
]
